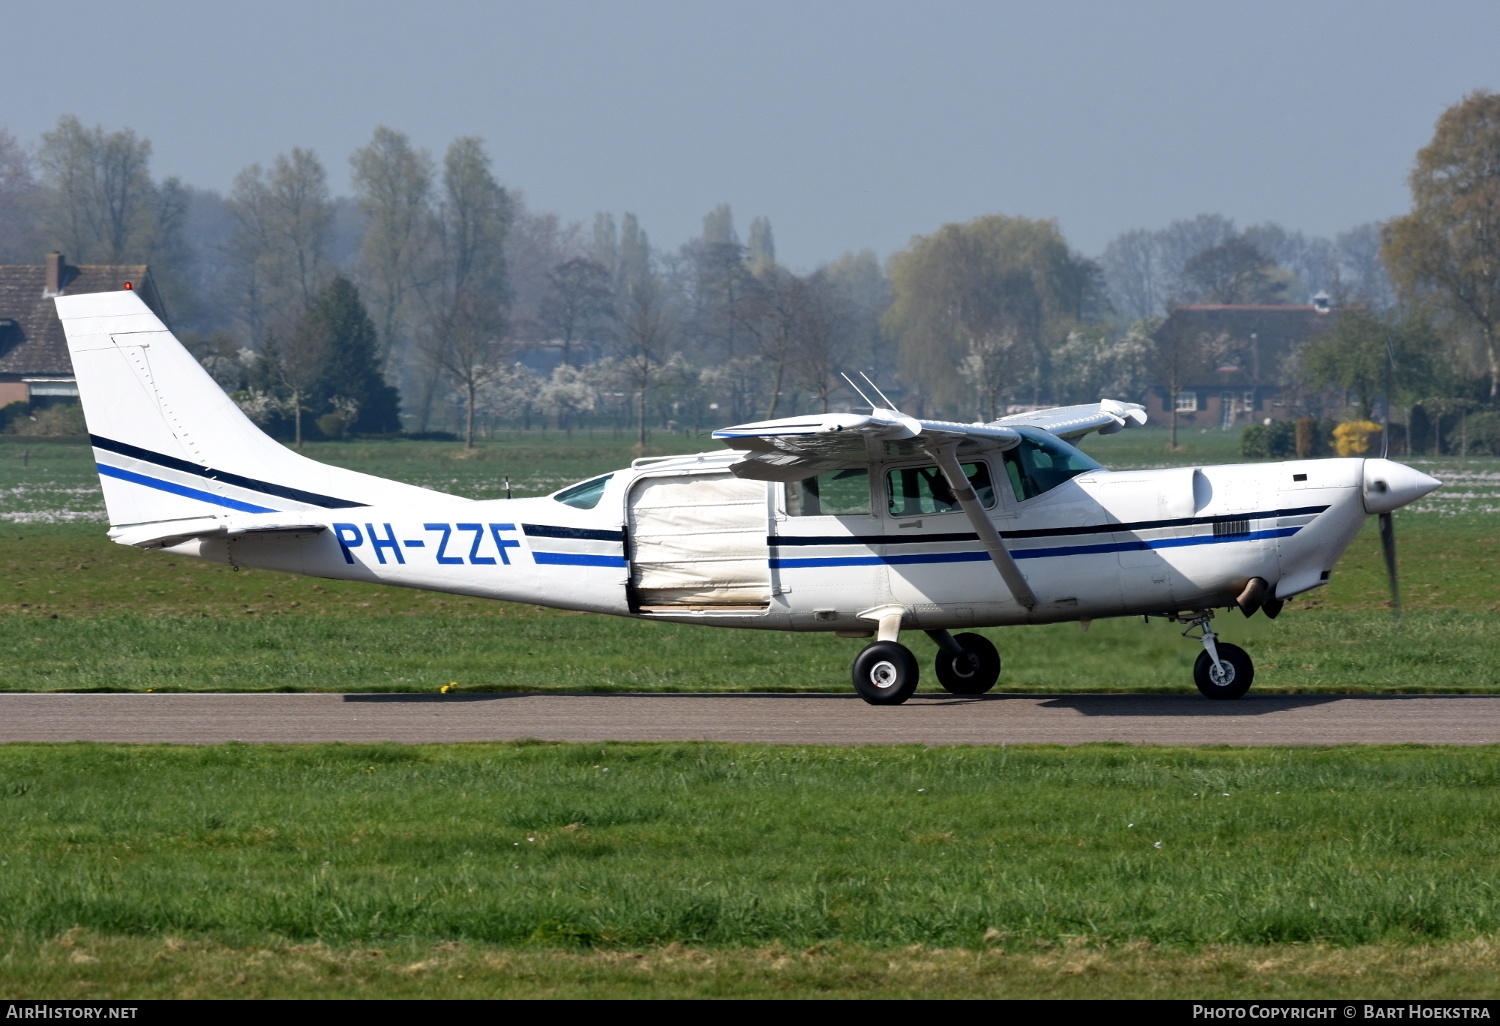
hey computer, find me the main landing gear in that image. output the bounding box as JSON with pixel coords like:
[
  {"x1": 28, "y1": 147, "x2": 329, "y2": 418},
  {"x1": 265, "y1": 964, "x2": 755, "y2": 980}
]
[
  {"x1": 849, "y1": 614, "x2": 1002, "y2": 705},
  {"x1": 1175, "y1": 610, "x2": 1254, "y2": 700}
]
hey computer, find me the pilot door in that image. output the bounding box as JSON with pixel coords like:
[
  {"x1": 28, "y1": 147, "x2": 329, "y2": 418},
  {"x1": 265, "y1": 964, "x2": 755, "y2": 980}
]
[{"x1": 626, "y1": 472, "x2": 771, "y2": 611}]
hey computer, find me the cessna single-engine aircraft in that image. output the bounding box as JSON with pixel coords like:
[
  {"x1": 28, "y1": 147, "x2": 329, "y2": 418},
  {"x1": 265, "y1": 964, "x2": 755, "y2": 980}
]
[{"x1": 56, "y1": 289, "x2": 1440, "y2": 705}]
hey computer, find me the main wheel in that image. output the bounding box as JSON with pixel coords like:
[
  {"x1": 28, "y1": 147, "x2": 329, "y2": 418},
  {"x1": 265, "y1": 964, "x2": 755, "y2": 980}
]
[
  {"x1": 1193, "y1": 642, "x2": 1254, "y2": 700},
  {"x1": 934, "y1": 632, "x2": 1001, "y2": 695},
  {"x1": 851, "y1": 641, "x2": 920, "y2": 705}
]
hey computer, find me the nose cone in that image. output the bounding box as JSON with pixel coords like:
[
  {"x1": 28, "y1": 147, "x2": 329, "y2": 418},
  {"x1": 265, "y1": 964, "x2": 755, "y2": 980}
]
[{"x1": 1362, "y1": 459, "x2": 1441, "y2": 514}]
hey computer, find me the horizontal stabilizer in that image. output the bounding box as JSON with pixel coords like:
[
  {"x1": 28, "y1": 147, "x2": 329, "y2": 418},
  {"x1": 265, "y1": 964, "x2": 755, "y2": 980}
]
[{"x1": 110, "y1": 516, "x2": 327, "y2": 550}]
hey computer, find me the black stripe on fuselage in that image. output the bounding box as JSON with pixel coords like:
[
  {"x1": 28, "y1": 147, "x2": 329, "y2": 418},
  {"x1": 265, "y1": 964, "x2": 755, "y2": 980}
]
[
  {"x1": 522, "y1": 523, "x2": 624, "y2": 542},
  {"x1": 769, "y1": 505, "x2": 1330, "y2": 547},
  {"x1": 89, "y1": 434, "x2": 368, "y2": 509}
]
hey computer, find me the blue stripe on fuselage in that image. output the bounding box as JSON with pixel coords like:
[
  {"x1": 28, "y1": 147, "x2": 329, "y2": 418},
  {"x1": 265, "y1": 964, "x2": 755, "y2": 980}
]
[{"x1": 531, "y1": 551, "x2": 628, "y2": 568}]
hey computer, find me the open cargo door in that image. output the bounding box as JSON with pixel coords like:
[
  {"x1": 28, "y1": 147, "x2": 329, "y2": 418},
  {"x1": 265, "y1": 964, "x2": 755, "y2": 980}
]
[{"x1": 627, "y1": 473, "x2": 771, "y2": 611}]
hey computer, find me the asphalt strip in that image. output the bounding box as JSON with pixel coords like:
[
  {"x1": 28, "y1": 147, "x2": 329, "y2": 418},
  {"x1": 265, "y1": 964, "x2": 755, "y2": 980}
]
[{"x1": 0, "y1": 693, "x2": 1496, "y2": 746}]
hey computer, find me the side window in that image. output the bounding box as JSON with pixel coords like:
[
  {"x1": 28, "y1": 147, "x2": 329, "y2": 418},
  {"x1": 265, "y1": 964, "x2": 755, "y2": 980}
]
[
  {"x1": 886, "y1": 462, "x2": 995, "y2": 517},
  {"x1": 1001, "y1": 432, "x2": 1101, "y2": 501},
  {"x1": 787, "y1": 468, "x2": 871, "y2": 516}
]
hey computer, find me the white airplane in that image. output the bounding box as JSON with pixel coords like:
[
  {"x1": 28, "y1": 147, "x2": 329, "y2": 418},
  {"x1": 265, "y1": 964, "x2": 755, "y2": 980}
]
[{"x1": 55, "y1": 290, "x2": 1440, "y2": 705}]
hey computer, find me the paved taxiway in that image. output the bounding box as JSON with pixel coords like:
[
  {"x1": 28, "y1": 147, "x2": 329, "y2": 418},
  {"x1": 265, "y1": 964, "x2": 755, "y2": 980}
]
[{"x1": 0, "y1": 693, "x2": 1496, "y2": 746}]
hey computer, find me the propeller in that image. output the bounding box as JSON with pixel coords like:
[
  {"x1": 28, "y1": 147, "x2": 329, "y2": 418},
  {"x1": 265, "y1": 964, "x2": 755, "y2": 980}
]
[
  {"x1": 1378, "y1": 328, "x2": 1401, "y2": 627},
  {"x1": 1379, "y1": 510, "x2": 1402, "y2": 628}
]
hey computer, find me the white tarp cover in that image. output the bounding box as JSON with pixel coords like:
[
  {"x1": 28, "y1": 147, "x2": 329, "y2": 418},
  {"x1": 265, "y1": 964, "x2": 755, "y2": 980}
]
[{"x1": 629, "y1": 474, "x2": 770, "y2": 606}]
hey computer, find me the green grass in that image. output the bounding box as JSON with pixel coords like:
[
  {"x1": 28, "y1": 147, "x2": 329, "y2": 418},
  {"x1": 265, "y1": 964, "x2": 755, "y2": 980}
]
[
  {"x1": 1, "y1": 742, "x2": 1499, "y2": 998},
  {"x1": 2, "y1": 435, "x2": 1498, "y2": 695}
]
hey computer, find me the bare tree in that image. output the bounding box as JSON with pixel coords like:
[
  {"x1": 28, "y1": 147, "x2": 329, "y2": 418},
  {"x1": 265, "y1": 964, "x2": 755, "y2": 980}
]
[
  {"x1": 415, "y1": 137, "x2": 511, "y2": 447},
  {"x1": 539, "y1": 257, "x2": 614, "y2": 367},
  {"x1": 227, "y1": 148, "x2": 333, "y2": 343},
  {"x1": 350, "y1": 126, "x2": 434, "y2": 371},
  {"x1": 610, "y1": 243, "x2": 678, "y2": 449},
  {"x1": 0, "y1": 128, "x2": 41, "y2": 262}
]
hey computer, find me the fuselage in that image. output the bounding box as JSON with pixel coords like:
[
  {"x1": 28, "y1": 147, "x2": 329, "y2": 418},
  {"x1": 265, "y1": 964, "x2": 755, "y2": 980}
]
[{"x1": 160, "y1": 451, "x2": 1388, "y2": 634}]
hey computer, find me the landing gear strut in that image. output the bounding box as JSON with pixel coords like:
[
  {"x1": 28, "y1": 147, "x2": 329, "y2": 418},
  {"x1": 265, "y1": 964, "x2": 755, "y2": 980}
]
[{"x1": 1176, "y1": 610, "x2": 1254, "y2": 700}]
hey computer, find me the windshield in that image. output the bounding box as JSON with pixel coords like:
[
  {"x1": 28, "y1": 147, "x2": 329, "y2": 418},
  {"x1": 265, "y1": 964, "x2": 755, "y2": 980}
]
[
  {"x1": 553, "y1": 474, "x2": 613, "y2": 510},
  {"x1": 1001, "y1": 428, "x2": 1103, "y2": 502}
]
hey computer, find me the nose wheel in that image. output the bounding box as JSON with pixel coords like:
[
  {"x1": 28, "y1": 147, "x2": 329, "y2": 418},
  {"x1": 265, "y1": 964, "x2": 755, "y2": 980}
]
[{"x1": 1177, "y1": 611, "x2": 1255, "y2": 699}]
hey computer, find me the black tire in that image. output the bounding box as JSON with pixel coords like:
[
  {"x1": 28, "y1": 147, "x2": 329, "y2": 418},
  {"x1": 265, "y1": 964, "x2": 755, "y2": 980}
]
[
  {"x1": 934, "y1": 632, "x2": 1001, "y2": 695},
  {"x1": 1193, "y1": 642, "x2": 1254, "y2": 700},
  {"x1": 851, "y1": 641, "x2": 920, "y2": 705}
]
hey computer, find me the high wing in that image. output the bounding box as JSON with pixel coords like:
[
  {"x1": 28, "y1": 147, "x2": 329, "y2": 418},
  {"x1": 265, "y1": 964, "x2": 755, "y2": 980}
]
[
  {"x1": 711, "y1": 411, "x2": 1023, "y2": 483},
  {"x1": 991, "y1": 398, "x2": 1147, "y2": 439},
  {"x1": 710, "y1": 399, "x2": 1147, "y2": 482}
]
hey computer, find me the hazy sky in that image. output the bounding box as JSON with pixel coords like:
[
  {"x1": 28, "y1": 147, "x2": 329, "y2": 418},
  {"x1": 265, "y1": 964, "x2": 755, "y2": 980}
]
[{"x1": 7, "y1": 0, "x2": 1499, "y2": 269}]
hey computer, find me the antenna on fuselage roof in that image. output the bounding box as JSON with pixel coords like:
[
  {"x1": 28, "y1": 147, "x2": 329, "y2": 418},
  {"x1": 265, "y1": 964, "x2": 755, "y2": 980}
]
[
  {"x1": 841, "y1": 372, "x2": 879, "y2": 411},
  {"x1": 860, "y1": 372, "x2": 900, "y2": 412}
]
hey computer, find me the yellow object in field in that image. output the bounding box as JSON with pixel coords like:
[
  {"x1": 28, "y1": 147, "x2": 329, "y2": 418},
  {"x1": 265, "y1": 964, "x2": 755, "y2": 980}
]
[{"x1": 1333, "y1": 420, "x2": 1383, "y2": 457}]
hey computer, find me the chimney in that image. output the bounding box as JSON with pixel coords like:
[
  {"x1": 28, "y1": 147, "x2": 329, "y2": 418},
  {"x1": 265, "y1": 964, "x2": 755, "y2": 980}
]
[{"x1": 44, "y1": 253, "x2": 64, "y2": 295}]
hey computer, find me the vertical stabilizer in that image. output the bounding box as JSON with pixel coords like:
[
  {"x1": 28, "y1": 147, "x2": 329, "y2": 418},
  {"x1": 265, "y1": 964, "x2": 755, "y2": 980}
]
[{"x1": 54, "y1": 290, "x2": 460, "y2": 526}]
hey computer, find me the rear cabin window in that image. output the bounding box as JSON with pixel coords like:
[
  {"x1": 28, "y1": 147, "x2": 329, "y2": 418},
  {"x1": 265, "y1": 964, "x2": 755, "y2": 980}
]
[
  {"x1": 787, "y1": 468, "x2": 870, "y2": 516},
  {"x1": 886, "y1": 462, "x2": 995, "y2": 517},
  {"x1": 553, "y1": 474, "x2": 612, "y2": 509},
  {"x1": 1001, "y1": 430, "x2": 1102, "y2": 501}
]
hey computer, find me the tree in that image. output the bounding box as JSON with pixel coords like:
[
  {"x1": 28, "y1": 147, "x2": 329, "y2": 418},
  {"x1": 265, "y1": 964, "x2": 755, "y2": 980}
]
[
  {"x1": 38, "y1": 116, "x2": 155, "y2": 264},
  {"x1": 538, "y1": 257, "x2": 613, "y2": 367},
  {"x1": 886, "y1": 215, "x2": 1096, "y2": 414},
  {"x1": 791, "y1": 270, "x2": 855, "y2": 413},
  {"x1": 1335, "y1": 223, "x2": 1396, "y2": 310},
  {"x1": 350, "y1": 127, "x2": 434, "y2": 371},
  {"x1": 228, "y1": 148, "x2": 333, "y2": 343},
  {"x1": 1384, "y1": 90, "x2": 1500, "y2": 397},
  {"x1": 415, "y1": 137, "x2": 511, "y2": 447},
  {"x1": 607, "y1": 224, "x2": 678, "y2": 447},
  {"x1": 1300, "y1": 309, "x2": 1436, "y2": 421},
  {"x1": 303, "y1": 276, "x2": 401, "y2": 435},
  {"x1": 0, "y1": 127, "x2": 41, "y2": 262},
  {"x1": 1180, "y1": 236, "x2": 1290, "y2": 305}
]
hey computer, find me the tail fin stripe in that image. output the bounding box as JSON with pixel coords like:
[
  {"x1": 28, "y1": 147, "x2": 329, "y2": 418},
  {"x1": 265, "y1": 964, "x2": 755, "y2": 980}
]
[
  {"x1": 96, "y1": 464, "x2": 277, "y2": 514},
  {"x1": 89, "y1": 434, "x2": 368, "y2": 510}
]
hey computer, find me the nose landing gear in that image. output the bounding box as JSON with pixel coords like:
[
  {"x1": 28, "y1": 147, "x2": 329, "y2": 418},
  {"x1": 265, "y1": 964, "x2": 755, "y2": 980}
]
[{"x1": 1176, "y1": 610, "x2": 1254, "y2": 699}]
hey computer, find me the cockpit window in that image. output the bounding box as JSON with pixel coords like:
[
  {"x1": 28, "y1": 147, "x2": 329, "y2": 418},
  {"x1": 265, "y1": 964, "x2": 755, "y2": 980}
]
[
  {"x1": 887, "y1": 462, "x2": 995, "y2": 516},
  {"x1": 787, "y1": 468, "x2": 871, "y2": 516},
  {"x1": 1001, "y1": 428, "x2": 1102, "y2": 502},
  {"x1": 553, "y1": 474, "x2": 612, "y2": 509}
]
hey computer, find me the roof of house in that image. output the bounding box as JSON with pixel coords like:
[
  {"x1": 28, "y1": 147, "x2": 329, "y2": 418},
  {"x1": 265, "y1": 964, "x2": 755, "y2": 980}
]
[
  {"x1": 1153, "y1": 303, "x2": 1342, "y2": 388},
  {"x1": 0, "y1": 262, "x2": 161, "y2": 377}
]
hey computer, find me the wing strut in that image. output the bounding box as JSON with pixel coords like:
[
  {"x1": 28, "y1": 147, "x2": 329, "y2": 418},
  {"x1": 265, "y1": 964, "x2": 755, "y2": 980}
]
[{"x1": 924, "y1": 441, "x2": 1036, "y2": 611}]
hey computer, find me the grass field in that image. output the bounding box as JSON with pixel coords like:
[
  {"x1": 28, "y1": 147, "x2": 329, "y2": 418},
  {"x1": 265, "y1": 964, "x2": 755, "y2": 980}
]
[
  {"x1": 1, "y1": 432, "x2": 1495, "y2": 695},
  {"x1": 1, "y1": 742, "x2": 1499, "y2": 999}
]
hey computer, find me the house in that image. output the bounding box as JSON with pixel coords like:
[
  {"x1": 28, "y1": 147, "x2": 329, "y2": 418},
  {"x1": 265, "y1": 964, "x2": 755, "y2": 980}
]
[
  {"x1": 1145, "y1": 294, "x2": 1340, "y2": 429},
  {"x1": 0, "y1": 252, "x2": 164, "y2": 407}
]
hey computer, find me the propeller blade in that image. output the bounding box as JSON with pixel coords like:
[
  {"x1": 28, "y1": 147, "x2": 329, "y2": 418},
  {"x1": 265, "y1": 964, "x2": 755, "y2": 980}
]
[{"x1": 1379, "y1": 510, "x2": 1402, "y2": 627}]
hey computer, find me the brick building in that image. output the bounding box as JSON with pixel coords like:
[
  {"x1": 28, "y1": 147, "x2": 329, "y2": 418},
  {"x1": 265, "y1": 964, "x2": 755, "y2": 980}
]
[
  {"x1": 0, "y1": 252, "x2": 163, "y2": 407},
  {"x1": 1144, "y1": 296, "x2": 1340, "y2": 429}
]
